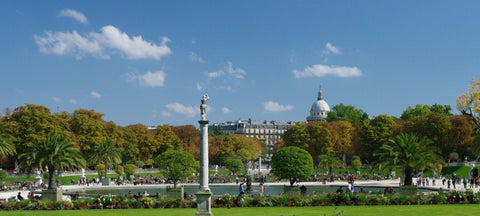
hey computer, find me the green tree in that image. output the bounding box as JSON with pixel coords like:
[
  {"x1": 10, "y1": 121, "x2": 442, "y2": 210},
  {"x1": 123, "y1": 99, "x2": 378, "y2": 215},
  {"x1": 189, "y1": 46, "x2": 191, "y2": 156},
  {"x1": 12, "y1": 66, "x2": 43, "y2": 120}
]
[
  {"x1": 318, "y1": 154, "x2": 344, "y2": 176},
  {"x1": 401, "y1": 104, "x2": 453, "y2": 121},
  {"x1": 115, "y1": 165, "x2": 124, "y2": 176},
  {"x1": 124, "y1": 164, "x2": 137, "y2": 179},
  {"x1": 375, "y1": 133, "x2": 443, "y2": 186},
  {"x1": 224, "y1": 158, "x2": 243, "y2": 175},
  {"x1": 96, "y1": 164, "x2": 106, "y2": 178},
  {"x1": 351, "y1": 159, "x2": 362, "y2": 171},
  {"x1": 271, "y1": 146, "x2": 313, "y2": 187},
  {"x1": 360, "y1": 115, "x2": 395, "y2": 161},
  {"x1": 18, "y1": 132, "x2": 85, "y2": 190},
  {"x1": 457, "y1": 78, "x2": 480, "y2": 129},
  {"x1": 282, "y1": 123, "x2": 310, "y2": 149},
  {"x1": 327, "y1": 103, "x2": 369, "y2": 124},
  {"x1": 0, "y1": 169, "x2": 7, "y2": 181},
  {"x1": 88, "y1": 140, "x2": 122, "y2": 180},
  {"x1": 154, "y1": 150, "x2": 196, "y2": 188},
  {"x1": 212, "y1": 126, "x2": 225, "y2": 136}
]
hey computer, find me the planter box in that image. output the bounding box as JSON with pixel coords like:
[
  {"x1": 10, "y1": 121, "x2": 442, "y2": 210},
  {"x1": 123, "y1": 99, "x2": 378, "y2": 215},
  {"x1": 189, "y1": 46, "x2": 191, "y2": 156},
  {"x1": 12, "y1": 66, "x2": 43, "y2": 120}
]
[
  {"x1": 400, "y1": 185, "x2": 418, "y2": 195},
  {"x1": 42, "y1": 189, "x2": 63, "y2": 202},
  {"x1": 102, "y1": 178, "x2": 111, "y2": 186},
  {"x1": 167, "y1": 186, "x2": 184, "y2": 199},
  {"x1": 283, "y1": 185, "x2": 300, "y2": 196}
]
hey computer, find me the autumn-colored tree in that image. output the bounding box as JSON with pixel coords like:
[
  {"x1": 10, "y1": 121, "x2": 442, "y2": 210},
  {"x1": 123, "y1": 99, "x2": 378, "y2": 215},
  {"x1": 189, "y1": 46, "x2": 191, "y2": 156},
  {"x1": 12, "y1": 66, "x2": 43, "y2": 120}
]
[
  {"x1": 282, "y1": 123, "x2": 310, "y2": 149},
  {"x1": 457, "y1": 78, "x2": 480, "y2": 129},
  {"x1": 155, "y1": 124, "x2": 183, "y2": 155},
  {"x1": 445, "y1": 115, "x2": 473, "y2": 158},
  {"x1": 116, "y1": 126, "x2": 140, "y2": 163},
  {"x1": 306, "y1": 121, "x2": 332, "y2": 164},
  {"x1": 70, "y1": 109, "x2": 107, "y2": 153},
  {"x1": 328, "y1": 121, "x2": 353, "y2": 157},
  {"x1": 172, "y1": 125, "x2": 200, "y2": 159},
  {"x1": 127, "y1": 124, "x2": 158, "y2": 165},
  {"x1": 8, "y1": 104, "x2": 62, "y2": 155}
]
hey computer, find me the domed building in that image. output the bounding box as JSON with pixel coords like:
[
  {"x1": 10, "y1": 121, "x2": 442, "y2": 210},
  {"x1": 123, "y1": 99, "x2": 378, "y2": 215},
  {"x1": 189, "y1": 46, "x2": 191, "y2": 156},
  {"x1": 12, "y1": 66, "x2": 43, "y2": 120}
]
[{"x1": 306, "y1": 89, "x2": 330, "y2": 122}]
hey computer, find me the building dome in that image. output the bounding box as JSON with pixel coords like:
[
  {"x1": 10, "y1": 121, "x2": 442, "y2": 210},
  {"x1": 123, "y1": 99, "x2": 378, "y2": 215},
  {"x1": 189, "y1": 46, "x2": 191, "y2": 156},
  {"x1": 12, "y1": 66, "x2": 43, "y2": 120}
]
[{"x1": 307, "y1": 90, "x2": 330, "y2": 122}]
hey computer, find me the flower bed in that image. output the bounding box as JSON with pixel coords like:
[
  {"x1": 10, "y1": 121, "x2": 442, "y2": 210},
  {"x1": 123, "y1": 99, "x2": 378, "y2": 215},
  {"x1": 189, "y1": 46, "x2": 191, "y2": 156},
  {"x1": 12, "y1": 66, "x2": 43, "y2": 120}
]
[{"x1": 0, "y1": 191, "x2": 479, "y2": 210}]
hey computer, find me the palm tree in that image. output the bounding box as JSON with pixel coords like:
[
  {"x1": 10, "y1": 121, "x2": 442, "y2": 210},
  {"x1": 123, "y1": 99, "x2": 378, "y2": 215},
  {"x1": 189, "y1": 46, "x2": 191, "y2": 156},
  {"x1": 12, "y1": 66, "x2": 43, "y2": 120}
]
[
  {"x1": 0, "y1": 123, "x2": 16, "y2": 158},
  {"x1": 318, "y1": 154, "x2": 344, "y2": 176},
  {"x1": 89, "y1": 139, "x2": 122, "y2": 182},
  {"x1": 18, "y1": 132, "x2": 85, "y2": 190},
  {"x1": 375, "y1": 133, "x2": 443, "y2": 186}
]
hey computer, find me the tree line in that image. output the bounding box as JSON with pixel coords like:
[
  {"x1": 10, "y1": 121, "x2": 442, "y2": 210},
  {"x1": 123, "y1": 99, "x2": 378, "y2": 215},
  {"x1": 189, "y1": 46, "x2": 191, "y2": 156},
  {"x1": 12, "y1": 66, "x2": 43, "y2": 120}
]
[{"x1": 0, "y1": 104, "x2": 262, "y2": 170}]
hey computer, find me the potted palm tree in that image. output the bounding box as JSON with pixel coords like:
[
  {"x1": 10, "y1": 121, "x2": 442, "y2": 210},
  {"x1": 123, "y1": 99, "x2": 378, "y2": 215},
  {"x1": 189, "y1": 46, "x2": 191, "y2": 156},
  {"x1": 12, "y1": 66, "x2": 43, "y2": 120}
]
[
  {"x1": 18, "y1": 132, "x2": 85, "y2": 201},
  {"x1": 89, "y1": 140, "x2": 122, "y2": 186}
]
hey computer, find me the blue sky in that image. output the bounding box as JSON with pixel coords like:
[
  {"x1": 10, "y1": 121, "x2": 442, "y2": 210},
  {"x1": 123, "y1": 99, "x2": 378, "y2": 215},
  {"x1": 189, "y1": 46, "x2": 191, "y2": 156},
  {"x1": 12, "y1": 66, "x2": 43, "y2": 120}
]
[{"x1": 1, "y1": 1, "x2": 479, "y2": 126}]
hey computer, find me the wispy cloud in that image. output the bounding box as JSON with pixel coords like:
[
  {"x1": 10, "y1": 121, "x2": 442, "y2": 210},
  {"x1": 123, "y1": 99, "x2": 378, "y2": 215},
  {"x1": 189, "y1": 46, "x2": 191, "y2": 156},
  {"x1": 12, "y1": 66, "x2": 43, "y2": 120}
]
[
  {"x1": 205, "y1": 70, "x2": 224, "y2": 78},
  {"x1": 323, "y1": 42, "x2": 340, "y2": 54},
  {"x1": 196, "y1": 83, "x2": 204, "y2": 91},
  {"x1": 35, "y1": 25, "x2": 171, "y2": 60},
  {"x1": 69, "y1": 98, "x2": 77, "y2": 105},
  {"x1": 293, "y1": 64, "x2": 362, "y2": 78},
  {"x1": 52, "y1": 96, "x2": 61, "y2": 103},
  {"x1": 126, "y1": 70, "x2": 166, "y2": 87},
  {"x1": 263, "y1": 101, "x2": 293, "y2": 112},
  {"x1": 59, "y1": 9, "x2": 87, "y2": 24},
  {"x1": 205, "y1": 61, "x2": 246, "y2": 79},
  {"x1": 222, "y1": 107, "x2": 231, "y2": 114},
  {"x1": 91, "y1": 91, "x2": 101, "y2": 98},
  {"x1": 165, "y1": 103, "x2": 196, "y2": 117},
  {"x1": 225, "y1": 61, "x2": 246, "y2": 79},
  {"x1": 190, "y1": 52, "x2": 205, "y2": 63}
]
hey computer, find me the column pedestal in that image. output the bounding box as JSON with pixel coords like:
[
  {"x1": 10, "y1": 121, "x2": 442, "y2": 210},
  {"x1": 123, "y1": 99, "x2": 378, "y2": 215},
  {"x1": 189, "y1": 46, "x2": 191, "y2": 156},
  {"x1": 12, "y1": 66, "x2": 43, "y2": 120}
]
[{"x1": 195, "y1": 190, "x2": 213, "y2": 216}]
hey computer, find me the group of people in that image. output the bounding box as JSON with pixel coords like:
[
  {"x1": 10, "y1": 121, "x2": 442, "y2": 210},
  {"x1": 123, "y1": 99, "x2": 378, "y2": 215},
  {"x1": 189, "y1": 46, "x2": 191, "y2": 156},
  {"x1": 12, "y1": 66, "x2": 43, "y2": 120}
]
[{"x1": 238, "y1": 182, "x2": 264, "y2": 196}]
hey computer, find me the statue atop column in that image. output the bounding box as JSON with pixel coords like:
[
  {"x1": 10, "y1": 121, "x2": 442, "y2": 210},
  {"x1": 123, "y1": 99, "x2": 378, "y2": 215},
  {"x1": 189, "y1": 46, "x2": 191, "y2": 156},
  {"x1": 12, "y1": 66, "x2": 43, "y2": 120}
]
[{"x1": 200, "y1": 94, "x2": 209, "y2": 120}]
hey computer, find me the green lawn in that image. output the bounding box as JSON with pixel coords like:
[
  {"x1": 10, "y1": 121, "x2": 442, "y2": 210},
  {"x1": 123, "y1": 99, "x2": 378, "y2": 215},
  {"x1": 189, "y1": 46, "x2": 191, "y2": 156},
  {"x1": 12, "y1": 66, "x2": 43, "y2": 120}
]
[{"x1": 1, "y1": 205, "x2": 478, "y2": 216}]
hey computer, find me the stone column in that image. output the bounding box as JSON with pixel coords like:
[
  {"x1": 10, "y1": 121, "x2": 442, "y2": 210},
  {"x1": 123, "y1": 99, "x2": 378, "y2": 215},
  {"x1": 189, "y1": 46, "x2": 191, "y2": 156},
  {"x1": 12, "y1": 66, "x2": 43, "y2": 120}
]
[{"x1": 196, "y1": 94, "x2": 213, "y2": 216}]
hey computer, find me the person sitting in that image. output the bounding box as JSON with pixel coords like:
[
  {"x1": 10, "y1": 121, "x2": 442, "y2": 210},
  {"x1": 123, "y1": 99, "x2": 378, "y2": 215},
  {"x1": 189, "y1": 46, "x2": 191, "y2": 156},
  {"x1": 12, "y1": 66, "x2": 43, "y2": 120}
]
[
  {"x1": 17, "y1": 192, "x2": 24, "y2": 201},
  {"x1": 336, "y1": 186, "x2": 344, "y2": 193}
]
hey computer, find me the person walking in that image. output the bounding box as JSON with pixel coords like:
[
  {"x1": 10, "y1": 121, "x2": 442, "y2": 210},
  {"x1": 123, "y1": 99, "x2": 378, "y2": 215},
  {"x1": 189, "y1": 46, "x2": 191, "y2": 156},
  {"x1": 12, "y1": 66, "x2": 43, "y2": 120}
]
[{"x1": 259, "y1": 183, "x2": 264, "y2": 196}]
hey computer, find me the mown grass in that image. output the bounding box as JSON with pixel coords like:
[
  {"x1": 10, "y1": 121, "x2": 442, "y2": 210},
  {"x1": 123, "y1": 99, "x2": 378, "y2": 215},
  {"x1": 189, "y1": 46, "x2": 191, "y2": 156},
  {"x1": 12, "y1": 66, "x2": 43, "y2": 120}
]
[{"x1": 0, "y1": 205, "x2": 478, "y2": 216}]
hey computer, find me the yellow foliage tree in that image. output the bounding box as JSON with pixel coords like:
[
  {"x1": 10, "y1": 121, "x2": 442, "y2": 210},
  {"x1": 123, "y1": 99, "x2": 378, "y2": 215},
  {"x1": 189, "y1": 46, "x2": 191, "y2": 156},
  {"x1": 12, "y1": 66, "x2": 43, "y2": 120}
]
[{"x1": 457, "y1": 78, "x2": 480, "y2": 129}]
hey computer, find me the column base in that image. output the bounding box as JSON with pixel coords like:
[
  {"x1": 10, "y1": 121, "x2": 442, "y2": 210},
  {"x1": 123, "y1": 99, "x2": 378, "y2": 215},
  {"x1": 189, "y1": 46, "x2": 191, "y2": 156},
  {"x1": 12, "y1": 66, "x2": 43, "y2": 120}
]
[{"x1": 196, "y1": 190, "x2": 213, "y2": 216}]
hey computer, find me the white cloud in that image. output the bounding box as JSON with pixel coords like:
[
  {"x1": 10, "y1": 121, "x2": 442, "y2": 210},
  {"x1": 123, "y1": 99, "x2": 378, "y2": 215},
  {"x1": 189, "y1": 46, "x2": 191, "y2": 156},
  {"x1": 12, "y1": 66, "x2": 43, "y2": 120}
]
[
  {"x1": 293, "y1": 64, "x2": 362, "y2": 78},
  {"x1": 34, "y1": 30, "x2": 104, "y2": 59},
  {"x1": 205, "y1": 70, "x2": 224, "y2": 78},
  {"x1": 91, "y1": 91, "x2": 101, "y2": 98},
  {"x1": 93, "y1": 26, "x2": 172, "y2": 60},
  {"x1": 323, "y1": 42, "x2": 340, "y2": 54},
  {"x1": 35, "y1": 25, "x2": 171, "y2": 60},
  {"x1": 52, "y1": 96, "x2": 61, "y2": 103},
  {"x1": 162, "y1": 111, "x2": 171, "y2": 117},
  {"x1": 263, "y1": 101, "x2": 293, "y2": 112},
  {"x1": 127, "y1": 70, "x2": 166, "y2": 87},
  {"x1": 165, "y1": 103, "x2": 196, "y2": 117},
  {"x1": 225, "y1": 61, "x2": 246, "y2": 79},
  {"x1": 205, "y1": 61, "x2": 246, "y2": 79},
  {"x1": 59, "y1": 9, "x2": 87, "y2": 24},
  {"x1": 196, "y1": 83, "x2": 204, "y2": 91},
  {"x1": 190, "y1": 52, "x2": 205, "y2": 63},
  {"x1": 221, "y1": 107, "x2": 231, "y2": 114},
  {"x1": 69, "y1": 99, "x2": 77, "y2": 105}
]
